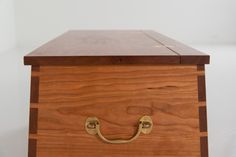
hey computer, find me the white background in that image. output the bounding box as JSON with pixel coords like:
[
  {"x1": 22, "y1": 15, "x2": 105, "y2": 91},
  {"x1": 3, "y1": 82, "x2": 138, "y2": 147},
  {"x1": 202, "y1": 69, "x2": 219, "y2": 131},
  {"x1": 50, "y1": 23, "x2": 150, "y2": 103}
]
[
  {"x1": 15, "y1": 0, "x2": 236, "y2": 48},
  {"x1": 0, "y1": 0, "x2": 236, "y2": 157},
  {"x1": 0, "y1": 0, "x2": 15, "y2": 53}
]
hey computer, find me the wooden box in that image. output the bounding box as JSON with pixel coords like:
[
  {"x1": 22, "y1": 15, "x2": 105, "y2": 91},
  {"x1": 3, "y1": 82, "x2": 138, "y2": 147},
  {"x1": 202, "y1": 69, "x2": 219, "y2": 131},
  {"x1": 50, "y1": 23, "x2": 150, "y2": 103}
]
[{"x1": 24, "y1": 30, "x2": 210, "y2": 157}]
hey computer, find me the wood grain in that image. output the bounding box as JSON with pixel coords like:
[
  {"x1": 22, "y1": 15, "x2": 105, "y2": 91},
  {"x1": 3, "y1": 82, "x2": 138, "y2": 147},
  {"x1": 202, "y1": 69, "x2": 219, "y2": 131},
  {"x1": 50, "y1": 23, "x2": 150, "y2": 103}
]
[
  {"x1": 30, "y1": 77, "x2": 39, "y2": 103},
  {"x1": 32, "y1": 66, "x2": 40, "y2": 72},
  {"x1": 24, "y1": 56, "x2": 180, "y2": 66},
  {"x1": 198, "y1": 76, "x2": 206, "y2": 101},
  {"x1": 200, "y1": 136, "x2": 208, "y2": 157},
  {"x1": 28, "y1": 139, "x2": 37, "y2": 157},
  {"x1": 197, "y1": 65, "x2": 205, "y2": 71},
  {"x1": 196, "y1": 68, "x2": 208, "y2": 157},
  {"x1": 29, "y1": 67, "x2": 40, "y2": 157},
  {"x1": 29, "y1": 108, "x2": 38, "y2": 134},
  {"x1": 143, "y1": 31, "x2": 210, "y2": 64},
  {"x1": 199, "y1": 106, "x2": 207, "y2": 132},
  {"x1": 24, "y1": 30, "x2": 210, "y2": 65},
  {"x1": 29, "y1": 65, "x2": 202, "y2": 157}
]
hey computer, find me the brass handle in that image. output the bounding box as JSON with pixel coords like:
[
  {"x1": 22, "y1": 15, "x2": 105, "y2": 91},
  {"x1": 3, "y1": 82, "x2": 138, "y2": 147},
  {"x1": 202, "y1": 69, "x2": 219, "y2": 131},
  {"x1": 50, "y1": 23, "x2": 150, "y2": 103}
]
[{"x1": 85, "y1": 116, "x2": 153, "y2": 144}]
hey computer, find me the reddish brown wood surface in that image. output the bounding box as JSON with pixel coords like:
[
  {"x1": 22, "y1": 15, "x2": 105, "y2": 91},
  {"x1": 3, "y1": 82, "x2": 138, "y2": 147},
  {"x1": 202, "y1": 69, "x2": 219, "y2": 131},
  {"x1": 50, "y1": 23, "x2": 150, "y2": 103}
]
[
  {"x1": 24, "y1": 30, "x2": 209, "y2": 65},
  {"x1": 200, "y1": 136, "x2": 208, "y2": 157},
  {"x1": 29, "y1": 67, "x2": 40, "y2": 157},
  {"x1": 30, "y1": 77, "x2": 39, "y2": 103},
  {"x1": 29, "y1": 108, "x2": 38, "y2": 134},
  {"x1": 197, "y1": 65, "x2": 205, "y2": 71},
  {"x1": 28, "y1": 65, "x2": 207, "y2": 157},
  {"x1": 198, "y1": 76, "x2": 206, "y2": 102},
  {"x1": 32, "y1": 66, "x2": 40, "y2": 72},
  {"x1": 28, "y1": 139, "x2": 37, "y2": 157},
  {"x1": 196, "y1": 66, "x2": 208, "y2": 156},
  {"x1": 199, "y1": 106, "x2": 208, "y2": 132},
  {"x1": 143, "y1": 31, "x2": 210, "y2": 64}
]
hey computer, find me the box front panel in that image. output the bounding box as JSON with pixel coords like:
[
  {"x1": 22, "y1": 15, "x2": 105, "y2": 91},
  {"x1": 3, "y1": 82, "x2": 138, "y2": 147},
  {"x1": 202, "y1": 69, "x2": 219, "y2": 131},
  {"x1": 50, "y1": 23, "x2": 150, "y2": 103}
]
[{"x1": 29, "y1": 65, "x2": 206, "y2": 157}]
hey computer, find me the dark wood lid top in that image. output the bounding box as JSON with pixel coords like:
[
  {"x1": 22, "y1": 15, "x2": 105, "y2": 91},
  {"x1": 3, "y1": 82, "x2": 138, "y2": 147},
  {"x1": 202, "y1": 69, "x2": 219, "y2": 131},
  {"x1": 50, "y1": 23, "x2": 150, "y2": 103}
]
[{"x1": 24, "y1": 30, "x2": 209, "y2": 65}]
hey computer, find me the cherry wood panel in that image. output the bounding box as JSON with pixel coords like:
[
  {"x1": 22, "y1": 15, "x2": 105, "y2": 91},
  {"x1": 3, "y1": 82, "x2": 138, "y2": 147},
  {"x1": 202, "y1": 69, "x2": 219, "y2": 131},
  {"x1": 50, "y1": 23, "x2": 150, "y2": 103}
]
[
  {"x1": 143, "y1": 31, "x2": 210, "y2": 64},
  {"x1": 31, "y1": 65, "x2": 202, "y2": 157},
  {"x1": 24, "y1": 30, "x2": 209, "y2": 65},
  {"x1": 26, "y1": 31, "x2": 176, "y2": 56},
  {"x1": 35, "y1": 135, "x2": 200, "y2": 157}
]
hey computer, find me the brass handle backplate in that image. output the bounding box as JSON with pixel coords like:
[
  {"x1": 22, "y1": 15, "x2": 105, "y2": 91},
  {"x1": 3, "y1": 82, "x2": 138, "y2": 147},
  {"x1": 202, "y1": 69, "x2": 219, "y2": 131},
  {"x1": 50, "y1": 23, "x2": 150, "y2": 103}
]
[{"x1": 85, "y1": 116, "x2": 153, "y2": 144}]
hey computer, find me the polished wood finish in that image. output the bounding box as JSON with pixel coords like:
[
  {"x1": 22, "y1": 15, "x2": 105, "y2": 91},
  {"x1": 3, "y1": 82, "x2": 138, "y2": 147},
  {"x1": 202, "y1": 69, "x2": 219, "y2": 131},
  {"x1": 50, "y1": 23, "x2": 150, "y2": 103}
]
[
  {"x1": 197, "y1": 65, "x2": 205, "y2": 71},
  {"x1": 30, "y1": 77, "x2": 39, "y2": 103},
  {"x1": 143, "y1": 31, "x2": 210, "y2": 64},
  {"x1": 24, "y1": 30, "x2": 209, "y2": 65},
  {"x1": 29, "y1": 108, "x2": 38, "y2": 134},
  {"x1": 196, "y1": 67, "x2": 208, "y2": 156},
  {"x1": 32, "y1": 66, "x2": 40, "y2": 72},
  {"x1": 25, "y1": 31, "x2": 210, "y2": 156},
  {"x1": 29, "y1": 67, "x2": 40, "y2": 156},
  {"x1": 198, "y1": 76, "x2": 206, "y2": 102},
  {"x1": 200, "y1": 136, "x2": 208, "y2": 157},
  {"x1": 24, "y1": 56, "x2": 180, "y2": 66},
  {"x1": 199, "y1": 107, "x2": 207, "y2": 132},
  {"x1": 27, "y1": 65, "x2": 208, "y2": 157},
  {"x1": 28, "y1": 139, "x2": 37, "y2": 157}
]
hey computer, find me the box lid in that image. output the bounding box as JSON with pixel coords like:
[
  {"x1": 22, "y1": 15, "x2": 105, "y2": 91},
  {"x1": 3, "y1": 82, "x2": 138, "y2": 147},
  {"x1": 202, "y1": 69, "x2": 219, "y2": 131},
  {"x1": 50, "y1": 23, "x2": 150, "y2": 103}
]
[{"x1": 24, "y1": 30, "x2": 209, "y2": 65}]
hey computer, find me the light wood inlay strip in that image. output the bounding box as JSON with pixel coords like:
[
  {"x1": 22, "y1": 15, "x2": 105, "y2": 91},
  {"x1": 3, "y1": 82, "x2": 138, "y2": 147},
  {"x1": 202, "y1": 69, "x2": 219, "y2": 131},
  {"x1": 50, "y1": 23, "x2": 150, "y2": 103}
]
[
  {"x1": 30, "y1": 103, "x2": 39, "y2": 108},
  {"x1": 199, "y1": 132, "x2": 208, "y2": 137},
  {"x1": 31, "y1": 71, "x2": 40, "y2": 77},
  {"x1": 196, "y1": 71, "x2": 205, "y2": 76},
  {"x1": 29, "y1": 134, "x2": 38, "y2": 139},
  {"x1": 199, "y1": 102, "x2": 206, "y2": 107}
]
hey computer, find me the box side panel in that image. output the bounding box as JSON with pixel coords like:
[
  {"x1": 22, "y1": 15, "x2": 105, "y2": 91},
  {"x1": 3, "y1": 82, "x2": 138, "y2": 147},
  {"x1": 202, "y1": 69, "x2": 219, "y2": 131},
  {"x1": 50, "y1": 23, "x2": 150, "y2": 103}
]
[{"x1": 26, "y1": 65, "x2": 203, "y2": 157}]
